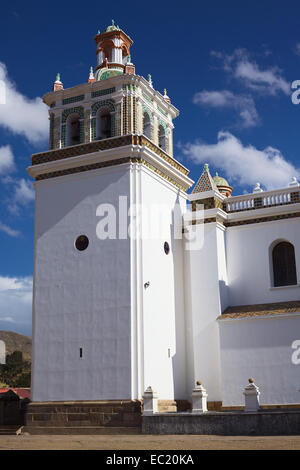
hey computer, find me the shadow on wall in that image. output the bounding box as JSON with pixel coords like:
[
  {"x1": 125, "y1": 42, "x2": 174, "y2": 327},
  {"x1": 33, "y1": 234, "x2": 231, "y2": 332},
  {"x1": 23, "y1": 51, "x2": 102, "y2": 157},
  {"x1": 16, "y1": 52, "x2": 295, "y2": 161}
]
[
  {"x1": 0, "y1": 390, "x2": 29, "y2": 426},
  {"x1": 170, "y1": 191, "x2": 188, "y2": 401}
]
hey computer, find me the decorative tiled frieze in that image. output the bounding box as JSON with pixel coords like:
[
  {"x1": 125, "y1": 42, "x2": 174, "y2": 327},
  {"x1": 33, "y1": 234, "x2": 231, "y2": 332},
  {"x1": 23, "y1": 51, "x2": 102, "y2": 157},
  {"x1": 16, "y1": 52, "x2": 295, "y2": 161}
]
[
  {"x1": 225, "y1": 211, "x2": 300, "y2": 227},
  {"x1": 36, "y1": 157, "x2": 133, "y2": 181},
  {"x1": 192, "y1": 197, "x2": 223, "y2": 211},
  {"x1": 91, "y1": 99, "x2": 115, "y2": 117},
  {"x1": 61, "y1": 106, "x2": 84, "y2": 122},
  {"x1": 140, "y1": 159, "x2": 186, "y2": 192},
  {"x1": 142, "y1": 92, "x2": 153, "y2": 104},
  {"x1": 91, "y1": 87, "x2": 115, "y2": 98},
  {"x1": 31, "y1": 134, "x2": 189, "y2": 176},
  {"x1": 139, "y1": 135, "x2": 189, "y2": 175},
  {"x1": 62, "y1": 95, "x2": 84, "y2": 105},
  {"x1": 123, "y1": 84, "x2": 138, "y2": 92},
  {"x1": 35, "y1": 156, "x2": 187, "y2": 191}
]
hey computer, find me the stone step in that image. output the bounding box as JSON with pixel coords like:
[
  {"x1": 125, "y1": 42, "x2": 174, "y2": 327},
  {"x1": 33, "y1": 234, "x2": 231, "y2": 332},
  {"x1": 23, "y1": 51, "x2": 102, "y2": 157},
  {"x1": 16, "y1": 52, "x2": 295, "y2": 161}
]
[
  {"x1": 24, "y1": 426, "x2": 141, "y2": 435},
  {"x1": 0, "y1": 426, "x2": 22, "y2": 435}
]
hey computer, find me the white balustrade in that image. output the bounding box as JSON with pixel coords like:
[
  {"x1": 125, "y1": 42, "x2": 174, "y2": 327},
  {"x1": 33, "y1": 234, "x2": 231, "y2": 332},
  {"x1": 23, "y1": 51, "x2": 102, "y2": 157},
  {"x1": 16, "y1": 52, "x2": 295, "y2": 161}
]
[{"x1": 225, "y1": 187, "x2": 300, "y2": 213}]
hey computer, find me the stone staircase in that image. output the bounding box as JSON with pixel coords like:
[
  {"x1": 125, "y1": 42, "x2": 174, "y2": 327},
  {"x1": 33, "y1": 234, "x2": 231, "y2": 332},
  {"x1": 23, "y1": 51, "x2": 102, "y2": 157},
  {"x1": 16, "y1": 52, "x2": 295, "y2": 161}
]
[
  {"x1": 0, "y1": 425, "x2": 23, "y2": 435},
  {"x1": 24, "y1": 400, "x2": 142, "y2": 435}
]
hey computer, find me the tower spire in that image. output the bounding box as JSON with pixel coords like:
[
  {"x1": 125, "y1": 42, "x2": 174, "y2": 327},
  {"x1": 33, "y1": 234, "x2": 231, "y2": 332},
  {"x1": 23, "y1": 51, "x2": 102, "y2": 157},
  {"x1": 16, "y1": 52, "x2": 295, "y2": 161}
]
[{"x1": 94, "y1": 23, "x2": 133, "y2": 80}]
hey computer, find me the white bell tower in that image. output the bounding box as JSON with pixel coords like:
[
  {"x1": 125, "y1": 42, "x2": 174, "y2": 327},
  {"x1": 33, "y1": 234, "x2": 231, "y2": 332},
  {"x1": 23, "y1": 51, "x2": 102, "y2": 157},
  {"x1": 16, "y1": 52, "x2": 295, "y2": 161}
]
[{"x1": 27, "y1": 22, "x2": 193, "y2": 430}]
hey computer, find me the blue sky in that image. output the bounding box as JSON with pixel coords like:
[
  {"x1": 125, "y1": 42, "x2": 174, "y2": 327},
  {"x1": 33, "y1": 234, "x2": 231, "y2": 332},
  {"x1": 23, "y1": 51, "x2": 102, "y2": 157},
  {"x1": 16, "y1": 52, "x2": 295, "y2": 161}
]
[{"x1": 0, "y1": 0, "x2": 300, "y2": 336}]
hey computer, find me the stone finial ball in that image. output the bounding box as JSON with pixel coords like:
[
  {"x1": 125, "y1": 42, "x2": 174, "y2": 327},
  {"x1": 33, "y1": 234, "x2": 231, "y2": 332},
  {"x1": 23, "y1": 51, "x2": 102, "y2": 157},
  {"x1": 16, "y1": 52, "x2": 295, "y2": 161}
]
[
  {"x1": 196, "y1": 380, "x2": 202, "y2": 386},
  {"x1": 249, "y1": 378, "x2": 254, "y2": 383}
]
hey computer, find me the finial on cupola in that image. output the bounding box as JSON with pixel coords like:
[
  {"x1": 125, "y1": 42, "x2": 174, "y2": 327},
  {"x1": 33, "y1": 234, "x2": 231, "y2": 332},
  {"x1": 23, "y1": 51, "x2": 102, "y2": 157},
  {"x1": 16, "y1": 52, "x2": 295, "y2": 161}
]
[
  {"x1": 147, "y1": 74, "x2": 153, "y2": 88},
  {"x1": 53, "y1": 72, "x2": 63, "y2": 92},
  {"x1": 88, "y1": 66, "x2": 96, "y2": 83},
  {"x1": 163, "y1": 88, "x2": 171, "y2": 104}
]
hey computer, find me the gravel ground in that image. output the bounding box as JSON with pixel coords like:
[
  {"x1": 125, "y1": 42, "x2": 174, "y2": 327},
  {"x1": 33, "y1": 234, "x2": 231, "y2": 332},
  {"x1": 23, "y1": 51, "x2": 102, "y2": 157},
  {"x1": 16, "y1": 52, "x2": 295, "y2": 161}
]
[{"x1": 0, "y1": 434, "x2": 300, "y2": 450}]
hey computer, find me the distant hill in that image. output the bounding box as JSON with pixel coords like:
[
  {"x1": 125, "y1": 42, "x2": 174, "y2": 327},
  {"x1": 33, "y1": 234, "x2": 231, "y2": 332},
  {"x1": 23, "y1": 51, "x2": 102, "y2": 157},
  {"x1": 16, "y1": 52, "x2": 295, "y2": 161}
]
[{"x1": 0, "y1": 331, "x2": 31, "y2": 362}]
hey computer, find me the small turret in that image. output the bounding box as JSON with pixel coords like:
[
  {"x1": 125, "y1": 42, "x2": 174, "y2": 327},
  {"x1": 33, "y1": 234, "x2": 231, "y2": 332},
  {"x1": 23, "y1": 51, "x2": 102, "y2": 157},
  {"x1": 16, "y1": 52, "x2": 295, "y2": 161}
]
[
  {"x1": 53, "y1": 73, "x2": 63, "y2": 92},
  {"x1": 94, "y1": 21, "x2": 134, "y2": 81}
]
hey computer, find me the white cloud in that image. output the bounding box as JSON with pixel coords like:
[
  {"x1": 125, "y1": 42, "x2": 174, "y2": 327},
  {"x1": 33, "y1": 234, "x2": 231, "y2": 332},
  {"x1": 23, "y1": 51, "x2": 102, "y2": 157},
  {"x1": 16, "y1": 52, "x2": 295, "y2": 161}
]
[
  {"x1": 0, "y1": 62, "x2": 48, "y2": 144},
  {"x1": 14, "y1": 178, "x2": 34, "y2": 204},
  {"x1": 183, "y1": 131, "x2": 299, "y2": 190},
  {"x1": 235, "y1": 61, "x2": 290, "y2": 95},
  {"x1": 0, "y1": 145, "x2": 14, "y2": 174},
  {"x1": 0, "y1": 276, "x2": 32, "y2": 336},
  {"x1": 0, "y1": 221, "x2": 20, "y2": 237},
  {"x1": 193, "y1": 90, "x2": 259, "y2": 127},
  {"x1": 294, "y1": 43, "x2": 300, "y2": 56},
  {"x1": 3, "y1": 177, "x2": 35, "y2": 215},
  {"x1": 211, "y1": 49, "x2": 290, "y2": 96}
]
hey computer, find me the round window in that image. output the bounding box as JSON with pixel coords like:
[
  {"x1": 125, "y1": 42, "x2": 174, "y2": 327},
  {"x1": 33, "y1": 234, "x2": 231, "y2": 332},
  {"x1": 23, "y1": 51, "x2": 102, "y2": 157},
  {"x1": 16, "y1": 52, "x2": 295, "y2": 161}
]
[
  {"x1": 75, "y1": 235, "x2": 89, "y2": 251},
  {"x1": 164, "y1": 241, "x2": 170, "y2": 255}
]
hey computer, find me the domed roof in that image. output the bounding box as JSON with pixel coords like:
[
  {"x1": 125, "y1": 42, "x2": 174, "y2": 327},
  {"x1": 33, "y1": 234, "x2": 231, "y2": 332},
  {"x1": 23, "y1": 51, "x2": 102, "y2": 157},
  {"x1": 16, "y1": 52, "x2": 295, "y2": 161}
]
[
  {"x1": 96, "y1": 68, "x2": 123, "y2": 81},
  {"x1": 105, "y1": 20, "x2": 120, "y2": 32},
  {"x1": 213, "y1": 172, "x2": 230, "y2": 187}
]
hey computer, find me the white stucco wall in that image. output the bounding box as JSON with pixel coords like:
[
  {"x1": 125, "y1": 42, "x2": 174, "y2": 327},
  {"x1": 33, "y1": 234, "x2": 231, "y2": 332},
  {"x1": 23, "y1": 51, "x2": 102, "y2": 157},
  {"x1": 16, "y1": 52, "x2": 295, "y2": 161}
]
[
  {"x1": 139, "y1": 166, "x2": 188, "y2": 400},
  {"x1": 219, "y1": 314, "x2": 300, "y2": 405},
  {"x1": 226, "y1": 218, "x2": 300, "y2": 306},
  {"x1": 32, "y1": 165, "x2": 132, "y2": 401},
  {"x1": 32, "y1": 159, "x2": 190, "y2": 403},
  {"x1": 183, "y1": 222, "x2": 224, "y2": 402}
]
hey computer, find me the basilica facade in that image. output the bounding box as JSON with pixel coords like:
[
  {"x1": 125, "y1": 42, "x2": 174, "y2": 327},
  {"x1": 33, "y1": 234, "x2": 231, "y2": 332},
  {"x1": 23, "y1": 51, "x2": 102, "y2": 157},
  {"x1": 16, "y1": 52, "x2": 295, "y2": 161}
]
[{"x1": 27, "y1": 23, "x2": 300, "y2": 413}]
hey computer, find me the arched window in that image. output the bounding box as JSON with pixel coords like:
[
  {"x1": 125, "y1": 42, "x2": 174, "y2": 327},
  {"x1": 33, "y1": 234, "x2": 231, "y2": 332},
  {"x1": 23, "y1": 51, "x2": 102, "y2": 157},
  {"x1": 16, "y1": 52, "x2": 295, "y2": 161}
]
[
  {"x1": 158, "y1": 124, "x2": 166, "y2": 151},
  {"x1": 96, "y1": 107, "x2": 112, "y2": 140},
  {"x1": 66, "y1": 113, "x2": 80, "y2": 146},
  {"x1": 143, "y1": 112, "x2": 151, "y2": 139},
  {"x1": 272, "y1": 241, "x2": 297, "y2": 287}
]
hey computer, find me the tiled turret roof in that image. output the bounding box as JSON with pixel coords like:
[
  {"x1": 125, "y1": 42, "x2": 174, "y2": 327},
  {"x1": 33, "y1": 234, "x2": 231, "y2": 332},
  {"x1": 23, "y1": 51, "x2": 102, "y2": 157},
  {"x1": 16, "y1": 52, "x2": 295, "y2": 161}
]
[{"x1": 192, "y1": 163, "x2": 218, "y2": 193}]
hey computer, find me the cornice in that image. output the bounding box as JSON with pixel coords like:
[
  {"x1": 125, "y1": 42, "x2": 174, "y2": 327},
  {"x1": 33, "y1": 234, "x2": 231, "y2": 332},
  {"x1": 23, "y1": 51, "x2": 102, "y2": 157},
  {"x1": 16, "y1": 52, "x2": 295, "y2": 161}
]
[{"x1": 27, "y1": 142, "x2": 193, "y2": 192}]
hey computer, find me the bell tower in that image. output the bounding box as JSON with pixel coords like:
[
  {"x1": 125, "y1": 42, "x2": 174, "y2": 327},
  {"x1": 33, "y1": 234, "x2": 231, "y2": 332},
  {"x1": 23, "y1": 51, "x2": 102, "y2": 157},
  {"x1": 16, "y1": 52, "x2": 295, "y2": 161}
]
[{"x1": 27, "y1": 22, "x2": 193, "y2": 430}]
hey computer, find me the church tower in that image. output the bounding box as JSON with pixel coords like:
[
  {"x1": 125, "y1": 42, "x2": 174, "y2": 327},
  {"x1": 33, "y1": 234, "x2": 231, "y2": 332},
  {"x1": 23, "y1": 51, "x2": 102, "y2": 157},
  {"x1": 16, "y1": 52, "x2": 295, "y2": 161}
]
[{"x1": 27, "y1": 22, "x2": 193, "y2": 428}]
